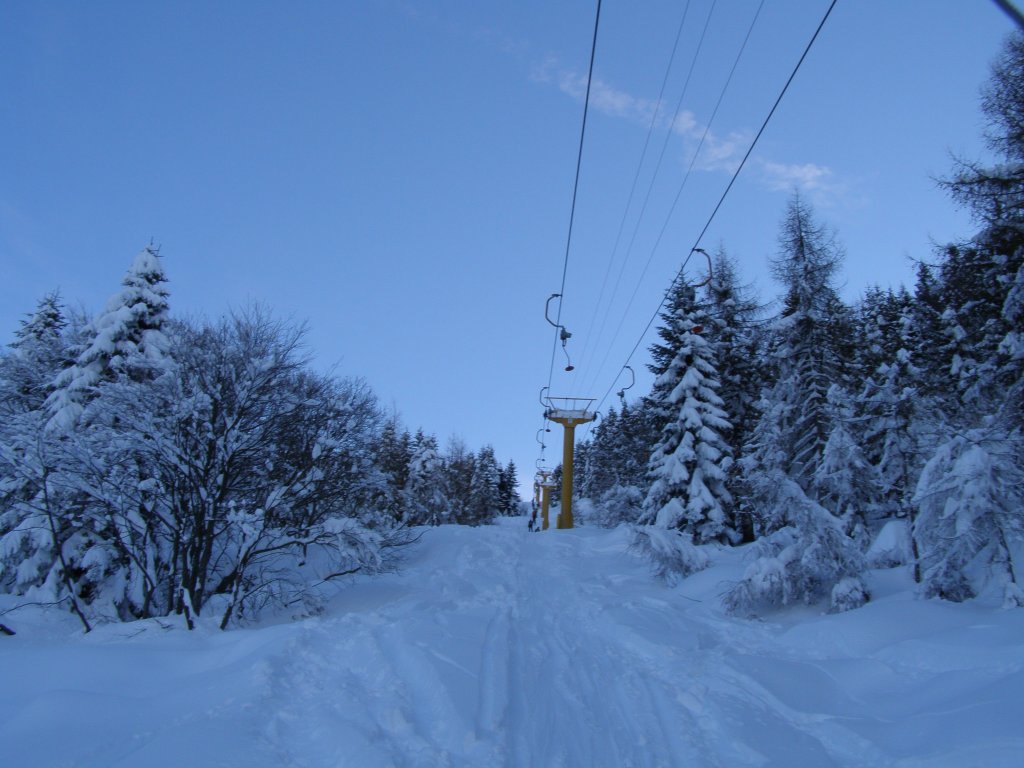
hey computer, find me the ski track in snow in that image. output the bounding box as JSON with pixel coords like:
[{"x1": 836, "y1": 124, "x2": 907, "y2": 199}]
[{"x1": 3, "y1": 519, "x2": 1024, "y2": 767}]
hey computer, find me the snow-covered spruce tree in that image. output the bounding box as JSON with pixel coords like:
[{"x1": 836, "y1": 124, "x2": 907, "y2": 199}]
[
  {"x1": 856, "y1": 299, "x2": 927, "y2": 576},
  {"x1": 937, "y1": 33, "x2": 1024, "y2": 422},
  {"x1": 635, "y1": 276, "x2": 732, "y2": 582},
  {"x1": 442, "y1": 436, "x2": 476, "y2": 524},
  {"x1": 0, "y1": 280, "x2": 166, "y2": 628},
  {"x1": 812, "y1": 385, "x2": 881, "y2": 546},
  {"x1": 497, "y1": 460, "x2": 520, "y2": 516},
  {"x1": 579, "y1": 407, "x2": 619, "y2": 501},
  {"x1": 640, "y1": 278, "x2": 732, "y2": 542},
  {"x1": 582, "y1": 401, "x2": 651, "y2": 527},
  {"x1": 703, "y1": 249, "x2": 764, "y2": 451},
  {"x1": 854, "y1": 286, "x2": 914, "y2": 396},
  {"x1": 374, "y1": 419, "x2": 412, "y2": 523},
  {"x1": 404, "y1": 431, "x2": 450, "y2": 525},
  {"x1": 912, "y1": 428, "x2": 1023, "y2": 607},
  {"x1": 2, "y1": 292, "x2": 70, "y2": 414},
  {"x1": 465, "y1": 445, "x2": 501, "y2": 526},
  {"x1": 752, "y1": 196, "x2": 852, "y2": 491},
  {"x1": 904, "y1": 34, "x2": 1024, "y2": 606},
  {"x1": 0, "y1": 292, "x2": 146, "y2": 630},
  {"x1": 0, "y1": 293, "x2": 72, "y2": 557},
  {"x1": 45, "y1": 245, "x2": 171, "y2": 431},
  {"x1": 908, "y1": 262, "x2": 948, "y2": 401},
  {"x1": 618, "y1": 401, "x2": 658, "y2": 491},
  {"x1": 702, "y1": 249, "x2": 765, "y2": 542},
  {"x1": 733, "y1": 198, "x2": 869, "y2": 612}
]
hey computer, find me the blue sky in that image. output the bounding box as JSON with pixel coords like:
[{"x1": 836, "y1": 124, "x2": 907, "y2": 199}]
[{"x1": 1, "y1": 0, "x2": 1016, "y2": 490}]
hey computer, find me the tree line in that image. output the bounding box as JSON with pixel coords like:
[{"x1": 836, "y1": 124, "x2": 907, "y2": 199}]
[
  {"x1": 573, "y1": 34, "x2": 1024, "y2": 613},
  {"x1": 0, "y1": 254, "x2": 519, "y2": 632}
]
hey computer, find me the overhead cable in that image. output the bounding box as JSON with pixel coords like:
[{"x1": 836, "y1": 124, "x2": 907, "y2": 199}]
[
  {"x1": 584, "y1": 0, "x2": 762, "y2": 395},
  {"x1": 576, "y1": 0, "x2": 717, "y2": 380},
  {"x1": 545, "y1": 0, "x2": 603, "y2": 394},
  {"x1": 538, "y1": 0, "x2": 603, "y2": 471},
  {"x1": 591, "y1": 0, "x2": 840, "y2": 418},
  {"x1": 574, "y1": 0, "x2": 694, "y2": 375}
]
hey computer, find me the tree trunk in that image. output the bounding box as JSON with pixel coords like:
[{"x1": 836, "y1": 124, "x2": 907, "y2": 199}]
[{"x1": 41, "y1": 471, "x2": 92, "y2": 634}]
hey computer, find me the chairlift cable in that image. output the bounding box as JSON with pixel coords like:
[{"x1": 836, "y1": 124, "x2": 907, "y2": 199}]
[
  {"x1": 577, "y1": 0, "x2": 717, "y2": 383},
  {"x1": 588, "y1": 0, "x2": 839, "y2": 421},
  {"x1": 545, "y1": 0, "x2": 603, "y2": 394},
  {"x1": 538, "y1": 0, "x2": 602, "y2": 470},
  {"x1": 992, "y1": 0, "x2": 1024, "y2": 31},
  {"x1": 585, "y1": 0, "x2": 761, "y2": 397},
  {"x1": 574, "y1": 0, "x2": 694, "y2": 375}
]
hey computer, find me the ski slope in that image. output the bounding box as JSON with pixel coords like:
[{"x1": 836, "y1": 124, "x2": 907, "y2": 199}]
[{"x1": 2, "y1": 518, "x2": 1023, "y2": 767}]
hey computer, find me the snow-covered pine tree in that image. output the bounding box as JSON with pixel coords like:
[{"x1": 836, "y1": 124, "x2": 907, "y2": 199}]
[
  {"x1": 735, "y1": 199, "x2": 869, "y2": 611},
  {"x1": 702, "y1": 249, "x2": 764, "y2": 541},
  {"x1": 904, "y1": 34, "x2": 1024, "y2": 606},
  {"x1": 1001, "y1": 259, "x2": 1024, "y2": 421},
  {"x1": 405, "y1": 431, "x2": 450, "y2": 525},
  {"x1": 442, "y1": 436, "x2": 476, "y2": 524},
  {"x1": 466, "y1": 445, "x2": 501, "y2": 526},
  {"x1": 749, "y1": 196, "x2": 850, "y2": 493},
  {"x1": 908, "y1": 262, "x2": 948, "y2": 401},
  {"x1": 812, "y1": 385, "x2": 881, "y2": 545},
  {"x1": 618, "y1": 401, "x2": 657, "y2": 492},
  {"x1": 912, "y1": 428, "x2": 1023, "y2": 607},
  {"x1": 2, "y1": 292, "x2": 70, "y2": 414},
  {"x1": 856, "y1": 295, "x2": 926, "y2": 575},
  {"x1": 640, "y1": 278, "x2": 733, "y2": 545},
  {"x1": 854, "y1": 286, "x2": 913, "y2": 392},
  {"x1": 579, "y1": 403, "x2": 651, "y2": 528},
  {"x1": 374, "y1": 419, "x2": 412, "y2": 523},
  {"x1": 497, "y1": 460, "x2": 520, "y2": 516},
  {"x1": 579, "y1": 406, "x2": 619, "y2": 501},
  {"x1": 938, "y1": 33, "x2": 1024, "y2": 420},
  {"x1": 45, "y1": 246, "x2": 171, "y2": 431}
]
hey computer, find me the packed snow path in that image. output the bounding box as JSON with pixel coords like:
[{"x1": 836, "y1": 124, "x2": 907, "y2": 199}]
[{"x1": 3, "y1": 519, "x2": 1023, "y2": 767}]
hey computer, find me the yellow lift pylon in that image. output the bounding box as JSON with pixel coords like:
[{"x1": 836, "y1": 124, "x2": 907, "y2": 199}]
[{"x1": 543, "y1": 396, "x2": 596, "y2": 530}]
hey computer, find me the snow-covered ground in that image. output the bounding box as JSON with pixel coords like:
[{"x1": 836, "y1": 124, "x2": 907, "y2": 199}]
[{"x1": 2, "y1": 518, "x2": 1023, "y2": 767}]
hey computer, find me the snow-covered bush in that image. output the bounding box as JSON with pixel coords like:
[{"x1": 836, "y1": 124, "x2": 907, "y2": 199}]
[
  {"x1": 1, "y1": 295, "x2": 416, "y2": 630},
  {"x1": 865, "y1": 519, "x2": 914, "y2": 569},
  {"x1": 587, "y1": 484, "x2": 643, "y2": 528},
  {"x1": 630, "y1": 525, "x2": 709, "y2": 584},
  {"x1": 724, "y1": 476, "x2": 867, "y2": 614},
  {"x1": 830, "y1": 576, "x2": 870, "y2": 614}
]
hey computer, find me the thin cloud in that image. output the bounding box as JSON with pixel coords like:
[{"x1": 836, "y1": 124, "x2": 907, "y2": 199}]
[
  {"x1": 759, "y1": 160, "x2": 833, "y2": 191},
  {"x1": 556, "y1": 70, "x2": 661, "y2": 125},
  {"x1": 538, "y1": 64, "x2": 849, "y2": 205},
  {"x1": 756, "y1": 159, "x2": 854, "y2": 208},
  {"x1": 668, "y1": 111, "x2": 698, "y2": 136},
  {"x1": 690, "y1": 129, "x2": 753, "y2": 174}
]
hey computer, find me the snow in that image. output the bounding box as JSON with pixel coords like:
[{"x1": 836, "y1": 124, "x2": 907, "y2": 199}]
[
  {"x1": 3, "y1": 519, "x2": 1023, "y2": 767},
  {"x1": 866, "y1": 519, "x2": 913, "y2": 568}
]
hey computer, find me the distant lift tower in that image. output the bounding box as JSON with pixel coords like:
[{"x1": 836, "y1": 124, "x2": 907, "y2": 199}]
[
  {"x1": 535, "y1": 469, "x2": 555, "y2": 530},
  {"x1": 543, "y1": 397, "x2": 597, "y2": 529}
]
